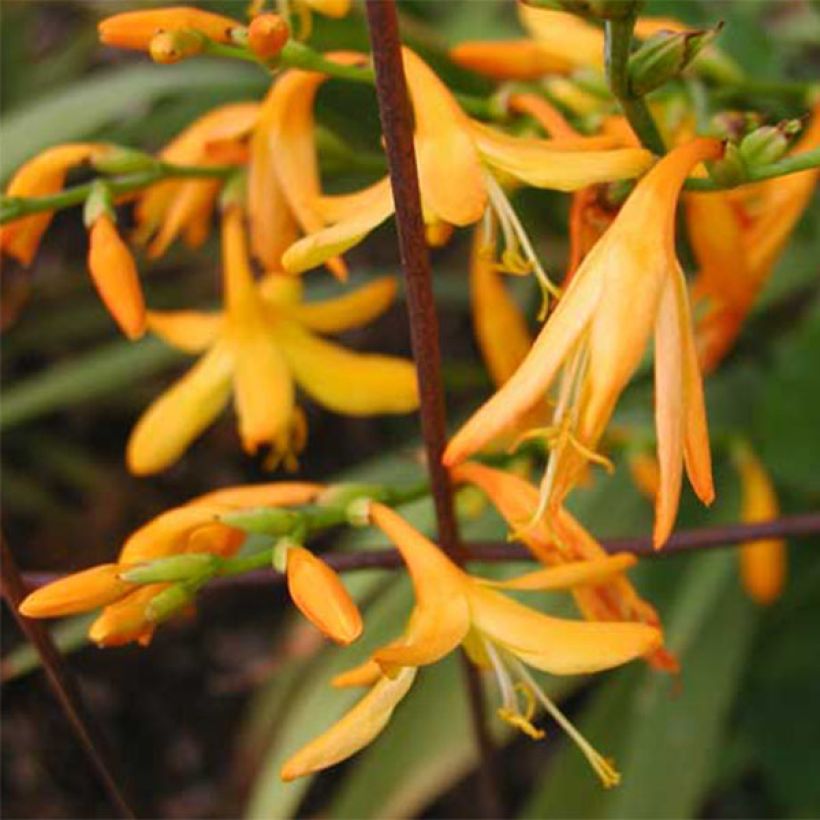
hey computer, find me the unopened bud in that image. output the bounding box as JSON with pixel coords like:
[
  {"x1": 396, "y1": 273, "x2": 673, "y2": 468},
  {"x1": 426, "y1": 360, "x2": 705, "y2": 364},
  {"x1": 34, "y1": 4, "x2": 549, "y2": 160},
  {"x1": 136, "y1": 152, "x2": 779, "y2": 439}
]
[
  {"x1": 247, "y1": 14, "x2": 289, "y2": 60},
  {"x1": 345, "y1": 497, "x2": 372, "y2": 528},
  {"x1": 739, "y1": 120, "x2": 801, "y2": 168},
  {"x1": 146, "y1": 583, "x2": 197, "y2": 624},
  {"x1": 92, "y1": 146, "x2": 159, "y2": 176},
  {"x1": 220, "y1": 504, "x2": 299, "y2": 535},
  {"x1": 629, "y1": 25, "x2": 721, "y2": 97},
  {"x1": 83, "y1": 180, "x2": 115, "y2": 228},
  {"x1": 317, "y1": 482, "x2": 386, "y2": 510},
  {"x1": 707, "y1": 142, "x2": 746, "y2": 188},
  {"x1": 149, "y1": 29, "x2": 203, "y2": 64},
  {"x1": 120, "y1": 553, "x2": 220, "y2": 585}
]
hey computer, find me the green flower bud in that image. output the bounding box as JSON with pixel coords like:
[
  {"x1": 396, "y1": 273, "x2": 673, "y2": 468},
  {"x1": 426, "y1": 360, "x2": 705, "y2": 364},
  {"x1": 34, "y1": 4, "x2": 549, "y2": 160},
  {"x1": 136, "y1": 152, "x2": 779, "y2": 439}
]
[
  {"x1": 628, "y1": 25, "x2": 721, "y2": 97},
  {"x1": 82, "y1": 180, "x2": 115, "y2": 228},
  {"x1": 740, "y1": 120, "x2": 802, "y2": 168},
  {"x1": 92, "y1": 146, "x2": 159, "y2": 176},
  {"x1": 120, "y1": 553, "x2": 220, "y2": 585},
  {"x1": 707, "y1": 142, "x2": 746, "y2": 188},
  {"x1": 146, "y1": 583, "x2": 197, "y2": 624}
]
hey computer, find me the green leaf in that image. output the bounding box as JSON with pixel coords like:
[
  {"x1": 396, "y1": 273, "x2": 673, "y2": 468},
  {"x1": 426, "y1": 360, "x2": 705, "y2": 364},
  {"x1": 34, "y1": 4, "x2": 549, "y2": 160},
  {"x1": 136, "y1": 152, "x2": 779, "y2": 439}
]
[
  {"x1": 1, "y1": 60, "x2": 263, "y2": 181},
  {"x1": 522, "y1": 551, "x2": 758, "y2": 819}
]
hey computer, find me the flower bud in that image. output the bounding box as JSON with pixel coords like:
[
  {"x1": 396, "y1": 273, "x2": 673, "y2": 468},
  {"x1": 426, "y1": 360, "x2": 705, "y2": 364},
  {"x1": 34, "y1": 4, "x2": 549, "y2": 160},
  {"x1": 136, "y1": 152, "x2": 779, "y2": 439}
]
[
  {"x1": 739, "y1": 120, "x2": 801, "y2": 168},
  {"x1": 286, "y1": 547, "x2": 363, "y2": 645},
  {"x1": 628, "y1": 26, "x2": 721, "y2": 97},
  {"x1": 247, "y1": 14, "x2": 290, "y2": 60},
  {"x1": 317, "y1": 482, "x2": 386, "y2": 509},
  {"x1": 149, "y1": 29, "x2": 204, "y2": 64},
  {"x1": 19, "y1": 565, "x2": 134, "y2": 618},
  {"x1": 220, "y1": 505, "x2": 300, "y2": 535},
  {"x1": 146, "y1": 583, "x2": 197, "y2": 624},
  {"x1": 91, "y1": 146, "x2": 159, "y2": 176},
  {"x1": 120, "y1": 553, "x2": 220, "y2": 585},
  {"x1": 707, "y1": 141, "x2": 746, "y2": 188}
]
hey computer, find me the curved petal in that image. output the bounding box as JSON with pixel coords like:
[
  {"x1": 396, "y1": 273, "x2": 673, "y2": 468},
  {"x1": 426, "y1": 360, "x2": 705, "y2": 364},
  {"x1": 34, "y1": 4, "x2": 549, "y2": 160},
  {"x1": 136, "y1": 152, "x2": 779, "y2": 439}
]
[
  {"x1": 280, "y1": 667, "x2": 416, "y2": 781},
  {"x1": 276, "y1": 321, "x2": 419, "y2": 415},
  {"x1": 332, "y1": 659, "x2": 384, "y2": 688},
  {"x1": 477, "y1": 554, "x2": 637, "y2": 592},
  {"x1": 472, "y1": 122, "x2": 653, "y2": 191},
  {"x1": 289, "y1": 276, "x2": 398, "y2": 334},
  {"x1": 281, "y1": 177, "x2": 394, "y2": 275},
  {"x1": 126, "y1": 343, "x2": 233, "y2": 476},
  {"x1": 147, "y1": 179, "x2": 221, "y2": 259},
  {"x1": 469, "y1": 584, "x2": 661, "y2": 675},
  {"x1": 517, "y1": 6, "x2": 604, "y2": 69},
  {"x1": 449, "y1": 40, "x2": 572, "y2": 80},
  {"x1": 402, "y1": 48, "x2": 486, "y2": 225},
  {"x1": 147, "y1": 310, "x2": 223, "y2": 353}
]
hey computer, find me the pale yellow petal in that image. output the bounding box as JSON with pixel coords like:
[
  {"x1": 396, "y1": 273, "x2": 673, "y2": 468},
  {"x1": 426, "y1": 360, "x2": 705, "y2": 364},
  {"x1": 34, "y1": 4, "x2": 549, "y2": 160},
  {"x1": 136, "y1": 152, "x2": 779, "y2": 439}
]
[
  {"x1": 275, "y1": 321, "x2": 419, "y2": 415},
  {"x1": 289, "y1": 276, "x2": 398, "y2": 334},
  {"x1": 127, "y1": 344, "x2": 233, "y2": 475},
  {"x1": 280, "y1": 668, "x2": 416, "y2": 781},
  {"x1": 478, "y1": 554, "x2": 637, "y2": 591},
  {"x1": 147, "y1": 310, "x2": 222, "y2": 353}
]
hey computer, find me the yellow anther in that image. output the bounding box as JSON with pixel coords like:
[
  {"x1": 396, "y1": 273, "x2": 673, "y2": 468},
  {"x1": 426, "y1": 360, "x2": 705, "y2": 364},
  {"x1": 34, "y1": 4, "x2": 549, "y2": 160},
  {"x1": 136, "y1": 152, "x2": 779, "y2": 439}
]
[{"x1": 497, "y1": 707, "x2": 546, "y2": 740}]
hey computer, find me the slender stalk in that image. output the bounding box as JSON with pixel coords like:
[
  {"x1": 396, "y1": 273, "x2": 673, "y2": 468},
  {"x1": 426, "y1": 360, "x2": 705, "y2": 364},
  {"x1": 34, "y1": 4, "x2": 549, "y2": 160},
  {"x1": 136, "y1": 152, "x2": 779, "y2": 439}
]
[
  {"x1": 363, "y1": 2, "x2": 502, "y2": 814},
  {"x1": 685, "y1": 146, "x2": 820, "y2": 190},
  {"x1": 1, "y1": 536, "x2": 137, "y2": 818},
  {"x1": 0, "y1": 162, "x2": 234, "y2": 224},
  {"x1": 604, "y1": 16, "x2": 666, "y2": 154}
]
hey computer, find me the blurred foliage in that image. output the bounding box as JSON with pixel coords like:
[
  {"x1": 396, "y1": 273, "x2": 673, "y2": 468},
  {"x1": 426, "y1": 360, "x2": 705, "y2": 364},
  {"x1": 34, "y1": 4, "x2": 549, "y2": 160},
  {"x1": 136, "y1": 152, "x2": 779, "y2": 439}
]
[{"x1": 1, "y1": 1, "x2": 819, "y2": 819}]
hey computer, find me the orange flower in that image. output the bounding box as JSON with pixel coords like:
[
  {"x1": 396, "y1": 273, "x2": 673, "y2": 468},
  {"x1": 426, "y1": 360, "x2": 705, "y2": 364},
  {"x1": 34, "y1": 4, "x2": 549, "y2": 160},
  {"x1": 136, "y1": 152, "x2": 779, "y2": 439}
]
[
  {"x1": 98, "y1": 7, "x2": 242, "y2": 51},
  {"x1": 285, "y1": 547, "x2": 362, "y2": 645},
  {"x1": 247, "y1": 13, "x2": 289, "y2": 60},
  {"x1": 127, "y1": 205, "x2": 417, "y2": 474},
  {"x1": 689, "y1": 106, "x2": 820, "y2": 372},
  {"x1": 135, "y1": 103, "x2": 259, "y2": 258},
  {"x1": 87, "y1": 214, "x2": 146, "y2": 339},
  {"x1": 1, "y1": 143, "x2": 110, "y2": 266},
  {"x1": 281, "y1": 502, "x2": 660, "y2": 784},
  {"x1": 733, "y1": 443, "x2": 786, "y2": 605},
  {"x1": 445, "y1": 138, "x2": 723, "y2": 548}
]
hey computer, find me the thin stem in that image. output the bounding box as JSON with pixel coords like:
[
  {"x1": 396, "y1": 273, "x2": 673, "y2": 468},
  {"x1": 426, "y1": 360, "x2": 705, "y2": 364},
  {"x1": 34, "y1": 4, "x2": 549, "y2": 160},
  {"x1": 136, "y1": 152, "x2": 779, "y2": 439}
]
[
  {"x1": 685, "y1": 146, "x2": 820, "y2": 190},
  {"x1": 364, "y1": 1, "x2": 501, "y2": 814},
  {"x1": 1, "y1": 536, "x2": 137, "y2": 818},
  {"x1": 604, "y1": 17, "x2": 666, "y2": 155},
  {"x1": 0, "y1": 162, "x2": 234, "y2": 224}
]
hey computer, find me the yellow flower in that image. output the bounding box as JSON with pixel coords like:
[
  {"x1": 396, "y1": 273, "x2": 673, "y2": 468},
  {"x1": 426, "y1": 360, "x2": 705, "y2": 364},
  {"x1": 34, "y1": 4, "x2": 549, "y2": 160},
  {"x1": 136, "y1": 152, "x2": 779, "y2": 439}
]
[
  {"x1": 689, "y1": 106, "x2": 820, "y2": 372},
  {"x1": 98, "y1": 6, "x2": 242, "y2": 51},
  {"x1": 733, "y1": 443, "x2": 786, "y2": 606},
  {"x1": 87, "y1": 214, "x2": 146, "y2": 340},
  {"x1": 281, "y1": 48, "x2": 653, "y2": 277},
  {"x1": 445, "y1": 138, "x2": 723, "y2": 548},
  {"x1": 281, "y1": 502, "x2": 660, "y2": 784},
  {"x1": 451, "y1": 461, "x2": 678, "y2": 672},
  {"x1": 1, "y1": 143, "x2": 110, "y2": 266},
  {"x1": 135, "y1": 102, "x2": 259, "y2": 258},
  {"x1": 127, "y1": 204, "x2": 418, "y2": 474},
  {"x1": 20, "y1": 482, "x2": 323, "y2": 647}
]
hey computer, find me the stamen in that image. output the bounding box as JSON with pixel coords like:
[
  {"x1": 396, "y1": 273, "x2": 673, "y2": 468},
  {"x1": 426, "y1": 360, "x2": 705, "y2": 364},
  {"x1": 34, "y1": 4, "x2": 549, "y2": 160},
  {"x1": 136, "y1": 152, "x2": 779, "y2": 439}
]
[
  {"x1": 511, "y1": 658, "x2": 622, "y2": 788},
  {"x1": 484, "y1": 639, "x2": 545, "y2": 740}
]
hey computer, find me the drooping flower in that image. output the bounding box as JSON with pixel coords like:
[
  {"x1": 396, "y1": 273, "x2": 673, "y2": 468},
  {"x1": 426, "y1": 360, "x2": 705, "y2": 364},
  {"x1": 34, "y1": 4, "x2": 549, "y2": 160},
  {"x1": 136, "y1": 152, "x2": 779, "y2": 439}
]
[
  {"x1": 20, "y1": 482, "x2": 334, "y2": 646},
  {"x1": 98, "y1": 6, "x2": 243, "y2": 51},
  {"x1": 1, "y1": 143, "x2": 111, "y2": 266},
  {"x1": 445, "y1": 138, "x2": 723, "y2": 548},
  {"x1": 127, "y1": 203, "x2": 418, "y2": 475},
  {"x1": 451, "y1": 461, "x2": 677, "y2": 672},
  {"x1": 281, "y1": 502, "x2": 660, "y2": 784},
  {"x1": 688, "y1": 106, "x2": 820, "y2": 372},
  {"x1": 134, "y1": 102, "x2": 260, "y2": 258},
  {"x1": 733, "y1": 443, "x2": 786, "y2": 605},
  {"x1": 280, "y1": 47, "x2": 653, "y2": 278}
]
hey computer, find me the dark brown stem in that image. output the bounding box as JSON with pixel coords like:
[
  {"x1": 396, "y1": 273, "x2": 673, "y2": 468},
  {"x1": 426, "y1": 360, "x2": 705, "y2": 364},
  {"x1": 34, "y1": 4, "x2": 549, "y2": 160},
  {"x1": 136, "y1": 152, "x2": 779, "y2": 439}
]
[
  {"x1": 363, "y1": 2, "x2": 501, "y2": 814},
  {"x1": 1, "y1": 536, "x2": 137, "y2": 818}
]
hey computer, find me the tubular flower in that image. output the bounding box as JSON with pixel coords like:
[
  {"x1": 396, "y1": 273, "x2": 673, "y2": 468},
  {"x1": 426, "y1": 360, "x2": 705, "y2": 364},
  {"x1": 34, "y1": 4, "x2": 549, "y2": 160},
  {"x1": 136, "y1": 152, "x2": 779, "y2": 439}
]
[
  {"x1": 733, "y1": 443, "x2": 786, "y2": 606},
  {"x1": 450, "y1": 6, "x2": 689, "y2": 80},
  {"x1": 451, "y1": 461, "x2": 677, "y2": 672},
  {"x1": 445, "y1": 138, "x2": 723, "y2": 548},
  {"x1": 248, "y1": 53, "x2": 373, "y2": 278},
  {"x1": 688, "y1": 106, "x2": 820, "y2": 372},
  {"x1": 87, "y1": 214, "x2": 146, "y2": 339},
  {"x1": 98, "y1": 7, "x2": 242, "y2": 51},
  {"x1": 280, "y1": 48, "x2": 653, "y2": 277},
  {"x1": 20, "y1": 482, "x2": 323, "y2": 647},
  {"x1": 281, "y1": 502, "x2": 660, "y2": 784},
  {"x1": 127, "y1": 204, "x2": 418, "y2": 475},
  {"x1": 1, "y1": 143, "x2": 111, "y2": 266},
  {"x1": 134, "y1": 102, "x2": 260, "y2": 258}
]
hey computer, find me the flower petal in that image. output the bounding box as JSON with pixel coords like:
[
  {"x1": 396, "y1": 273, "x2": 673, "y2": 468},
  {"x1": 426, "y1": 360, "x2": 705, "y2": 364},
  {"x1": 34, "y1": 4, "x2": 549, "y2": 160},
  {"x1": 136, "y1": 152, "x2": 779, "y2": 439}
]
[
  {"x1": 402, "y1": 48, "x2": 486, "y2": 225},
  {"x1": 280, "y1": 667, "x2": 416, "y2": 781},
  {"x1": 147, "y1": 310, "x2": 223, "y2": 353},
  {"x1": 193, "y1": 482, "x2": 323, "y2": 508},
  {"x1": 469, "y1": 584, "x2": 661, "y2": 675},
  {"x1": 275, "y1": 321, "x2": 419, "y2": 415},
  {"x1": 478, "y1": 554, "x2": 637, "y2": 592},
  {"x1": 289, "y1": 276, "x2": 398, "y2": 334},
  {"x1": 449, "y1": 40, "x2": 573, "y2": 80},
  {"x1": 127, "y1": 343, "x2": 233, "y2": 476}
]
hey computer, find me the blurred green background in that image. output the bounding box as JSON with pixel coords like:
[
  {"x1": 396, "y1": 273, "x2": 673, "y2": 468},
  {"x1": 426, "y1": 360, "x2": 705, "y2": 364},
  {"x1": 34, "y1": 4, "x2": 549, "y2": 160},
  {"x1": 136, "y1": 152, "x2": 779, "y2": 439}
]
[{"x1": 1, "y1": 1, "x2": 819, "y2": 818}]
